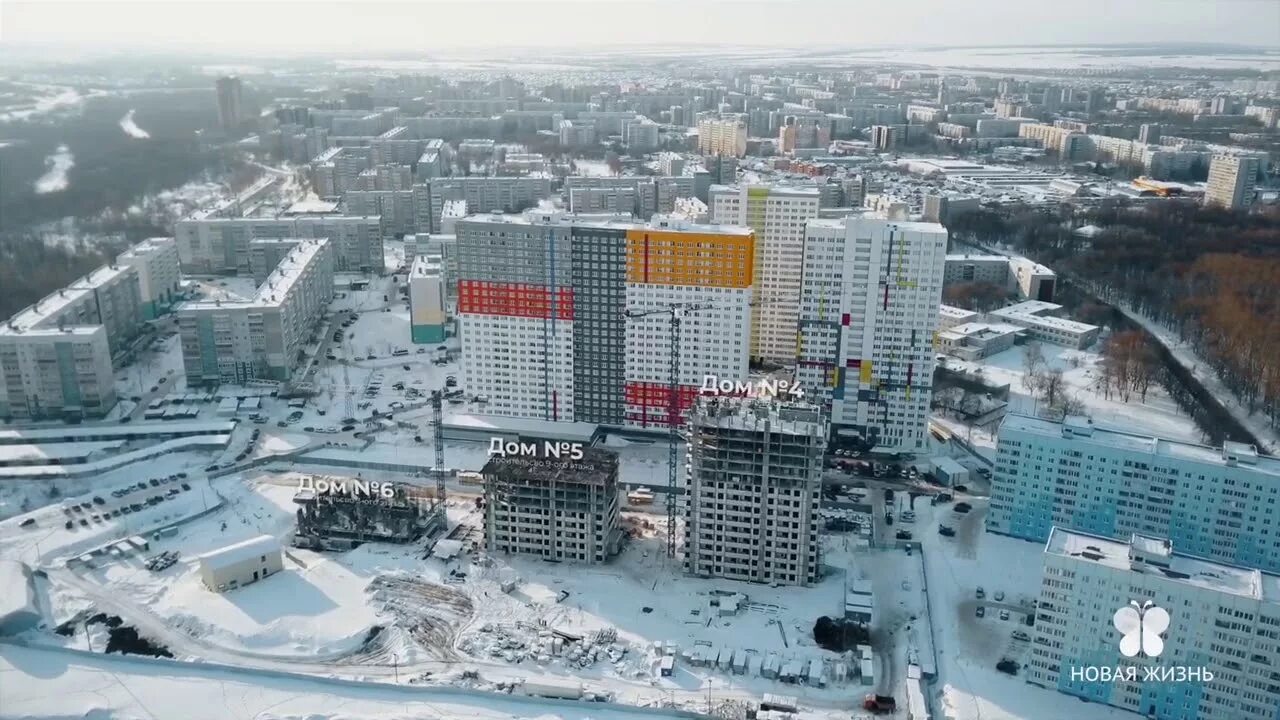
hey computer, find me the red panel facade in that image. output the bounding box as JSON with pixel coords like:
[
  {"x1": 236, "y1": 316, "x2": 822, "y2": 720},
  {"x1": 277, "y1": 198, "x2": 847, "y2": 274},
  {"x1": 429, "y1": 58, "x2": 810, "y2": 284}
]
[
  {"x1": 624, "y1": 382, "x2": 702, "y2": 428},
  {"x1": 457, "y1": 280, "x2": 574, "y2": 321}
]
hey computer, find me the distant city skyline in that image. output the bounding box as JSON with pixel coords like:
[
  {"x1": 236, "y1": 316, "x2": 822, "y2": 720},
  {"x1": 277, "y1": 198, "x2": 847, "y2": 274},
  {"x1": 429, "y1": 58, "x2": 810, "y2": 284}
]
[{"x1": 2, "y1": 0, "x2": 1279, "y2": 56}]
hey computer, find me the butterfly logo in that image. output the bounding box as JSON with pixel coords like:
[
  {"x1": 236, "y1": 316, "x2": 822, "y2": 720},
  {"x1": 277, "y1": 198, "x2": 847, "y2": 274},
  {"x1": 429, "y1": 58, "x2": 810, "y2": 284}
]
[{"x1": 1113, "y1": 600, "x2": 1170, "y2": 658}]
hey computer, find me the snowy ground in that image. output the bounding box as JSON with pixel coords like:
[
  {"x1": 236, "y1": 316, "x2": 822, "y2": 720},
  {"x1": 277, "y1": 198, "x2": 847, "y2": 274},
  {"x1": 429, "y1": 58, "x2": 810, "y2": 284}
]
[
  {"x1": 938, "y1": 342, "x2": 1203, "y2": 454},
  {"x1": 0, "y1": 643, "x2": 699, "y2": 720},
  {"x1": 908, "y1": 499, "x2": 1134, "y2": 720}
]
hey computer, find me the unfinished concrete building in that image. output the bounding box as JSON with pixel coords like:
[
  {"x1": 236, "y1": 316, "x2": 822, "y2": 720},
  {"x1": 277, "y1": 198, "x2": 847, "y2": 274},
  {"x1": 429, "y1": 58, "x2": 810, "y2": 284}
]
[
  {"x1": 292, "y1": 478, "x2": 444, "y2": 551},
  {"x1": 482, "y1": 446, "x2": 623, "y2": 564},
  {"x1": 684, "y1": 397, "x2": 826, "y2": 586}
]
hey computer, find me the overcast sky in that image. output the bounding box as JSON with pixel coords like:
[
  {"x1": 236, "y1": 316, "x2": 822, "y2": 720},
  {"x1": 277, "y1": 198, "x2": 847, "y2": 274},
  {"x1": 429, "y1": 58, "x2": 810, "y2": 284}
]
[{"x1": 2, "y1": 0, "x2": 1278, "y2": 55}]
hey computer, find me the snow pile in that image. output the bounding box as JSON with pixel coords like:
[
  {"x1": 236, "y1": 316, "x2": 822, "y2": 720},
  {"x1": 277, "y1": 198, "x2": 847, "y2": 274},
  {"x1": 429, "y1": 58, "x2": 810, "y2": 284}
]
[
  {"x1": 34, "y1": 144, "x2": 74, "y2": 193},
  {"x1": 119, "y1": 109, "x2": 151, "y2": 139},
  {"x1": 0, "y1": 559, "x2": 39, "y2": 635}
]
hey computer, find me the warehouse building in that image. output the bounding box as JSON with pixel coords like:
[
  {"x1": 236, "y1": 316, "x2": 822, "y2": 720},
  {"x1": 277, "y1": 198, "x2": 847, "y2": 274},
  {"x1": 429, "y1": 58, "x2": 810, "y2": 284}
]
[
  {"x1": 198, "y1": 535, "x2": 283, "y2": 593},
  {"x1": 684, "y1": 397, "x2": 826, "y2": 586},
  {"x1": 482, "y1": 446, "x2": 623, "y2": 564}
]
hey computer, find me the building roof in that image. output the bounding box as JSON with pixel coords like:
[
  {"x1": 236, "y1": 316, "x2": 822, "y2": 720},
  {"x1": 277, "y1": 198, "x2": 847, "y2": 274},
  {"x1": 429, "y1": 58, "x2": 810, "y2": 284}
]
[
  {"x1": 198, "y1": 534, "x2": 281, "y2": 569},
  {"x1": 1046, "y1": 528, "x2": 1279, "y2": 603},
  {"x1": 692, "y1": 396, "x2": 825, "y2": 436},
  {"x1": 938, "y1": 305, "x2": 979, "y2": 319},
  {"x1": 1001, "y1": 414, "x2": 1280, "y2": 479},
  {"x1": 458, "y1": 210, "x2": 753, "y2": 236},
  {"x1": 481, "y1": 446, "x2": 619, "y2": 485},
  {"x1": 1, "y1": 262, "x2": 134, "y2": 336}
]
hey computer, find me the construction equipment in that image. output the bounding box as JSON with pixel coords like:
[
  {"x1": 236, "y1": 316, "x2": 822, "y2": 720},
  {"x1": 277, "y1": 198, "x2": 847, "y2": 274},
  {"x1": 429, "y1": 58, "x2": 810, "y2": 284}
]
[
  {"x1": 623, "y1": 302, "x2": 716, "y2": 558},
  {"x1": 430, "y1": 389, "x2": 446, "y2": 504}
]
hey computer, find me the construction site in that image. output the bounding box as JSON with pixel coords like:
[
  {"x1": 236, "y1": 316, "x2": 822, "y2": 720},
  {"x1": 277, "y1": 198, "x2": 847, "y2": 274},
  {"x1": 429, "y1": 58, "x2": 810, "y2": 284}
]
[
  {"x1": 684, "y1": 396, "x2": 828, "y2": 586},
  {"x1": 292, "y1": 476, "x2": 445, "y2": 550},
  {"x1": 481, "y1": 445, "x2": 624, "y2": 564}
]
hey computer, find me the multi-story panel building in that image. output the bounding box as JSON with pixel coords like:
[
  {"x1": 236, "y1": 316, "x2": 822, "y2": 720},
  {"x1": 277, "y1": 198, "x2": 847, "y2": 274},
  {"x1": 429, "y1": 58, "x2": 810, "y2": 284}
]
[
  {"x1": 247, "y1": 239, "x2": 301, "y2": 286},
  {"x1": 408, "y1": 254, "x2": 447, "y2": 344},
  {"x1": 178, "y1": 238, "x2": 335, "y2": 386},
  {"x1": 215, "y1": 76, "x2": 243, "y2": 131},
  {"x1": 988, "y1": 414, "x2": 1280, "y2": 573},
  {"x1": 797, "y1": 212, "x2": 946, "y2": 452},
  {"x1": 1029, "y1": 528, "x2": 1280, "y2": 720},
  {"x1": 413, "y1": 176, "x2": 554, "y2": 234},
  {"x1": 563, "y1": 176, "x2": 695, "y2": 220},
  {"x1": 116, "y1": 237, "x2": 181, "y2": 321},
  {"x1": 697, "y1": 116, "x2": 748, "y2": 157},
  {"x1": 1204, "y1": 154, "x2": 1260, "y2": 210},
  {"x1": 176, "y1": 215, "x2": 383, "y2": 275},
  {"x1": 455, "y1": 211, "x2": 754, "y2": 429},
  {"x1": 0, "y1": 326, "x2": 115, "y2": 421},
  {"x1": 482, "y1": 446, "x2": 623, "y2": 564},
  {"x1": 709, "y1": 184, "x2": 820, "y2": 366},
  {"x1": 684, "y1": 396, "x2": 826, "y2": 586}
]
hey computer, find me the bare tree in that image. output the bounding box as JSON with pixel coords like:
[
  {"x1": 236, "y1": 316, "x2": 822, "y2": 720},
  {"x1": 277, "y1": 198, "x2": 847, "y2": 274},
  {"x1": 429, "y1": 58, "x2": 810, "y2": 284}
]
[{"x1": 1041, "y1": 368, "x2": 1066, "y2": 408}]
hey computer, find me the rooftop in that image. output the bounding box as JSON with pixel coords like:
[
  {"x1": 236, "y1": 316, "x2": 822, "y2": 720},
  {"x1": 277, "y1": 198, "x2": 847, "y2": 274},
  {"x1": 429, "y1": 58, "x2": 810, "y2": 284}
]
[
  {"x1": 939, "y1": 305, "x2": 979, "y2": 318},
  {"x1": 198, "y1": 534, "x2": 282, "y2": 569},
  {"x1": 1002, "y1": 414, "x2": 1280, "y2": 479},
  {"x1": 183, "y1": 238, "x2": 330, "y2": 311},
  {"x1": 1046, "y1": 528, "x2": 1279, "y2": 603},
  {"x1": 410, "y1": 254, "x2": 444, "y2": 277},
  {"x1": 1, "y1": 262, "x2": 135, "y2": 336},
  {"x1": 481, "y1": 446, "x2": 619, "y2": 485},
  {"x1": 458, "y1": 210, "x2": 754, "y2": 236},
  {"x1": 691, "y1": 396, "x2": 826, "y2": 437}
]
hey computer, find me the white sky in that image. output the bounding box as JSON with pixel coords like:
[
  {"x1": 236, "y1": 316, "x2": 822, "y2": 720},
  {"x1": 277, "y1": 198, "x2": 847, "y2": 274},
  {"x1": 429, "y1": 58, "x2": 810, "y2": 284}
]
[{"x1": 1, "y1": 0, "x2": 1278, "y2": 55}]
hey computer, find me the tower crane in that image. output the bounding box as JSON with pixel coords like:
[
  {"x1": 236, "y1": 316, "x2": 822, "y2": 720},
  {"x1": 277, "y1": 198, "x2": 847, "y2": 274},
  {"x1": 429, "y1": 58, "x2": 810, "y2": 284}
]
[
  {"x1": 429, "y1": 389, "x2": 446, "y2": 509},
  {"x1": 623, "y1": 297, "x2": 775, "y2": 559}
]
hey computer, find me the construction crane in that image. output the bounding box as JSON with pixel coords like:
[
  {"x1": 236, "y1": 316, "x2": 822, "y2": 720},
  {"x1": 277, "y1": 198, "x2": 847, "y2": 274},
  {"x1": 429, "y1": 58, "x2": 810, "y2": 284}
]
[
  {"x1": 430, "y1": 389, "x2": 446, "y2": 507},
  {"x1": 623, "y1": 302, "x2": 716, "y2": 559}
]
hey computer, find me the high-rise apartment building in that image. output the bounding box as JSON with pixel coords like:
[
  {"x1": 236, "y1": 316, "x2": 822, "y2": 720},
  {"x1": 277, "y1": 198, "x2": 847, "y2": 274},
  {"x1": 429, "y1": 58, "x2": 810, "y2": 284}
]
[
  {"x1": 796, "y1": 212, "x2": 947, "y2": 452},
  {"x1": 697, "y1": 116, "x2": 748, "y2": 157},
  {"x1": 482, "y1": 446, "x2": 623, "y2": 564},
  {"x1": 709, "y1": 184, "x2": 821, "y2": 366},
  {"x1": 1029, "y1": 528, "x2": 1280, "y2": 720},
  {"x1": 178, "y1": 239, "x2": 335, "y2": 386},
  {"x1": 455, "y1": 211, "x2": 754, "y2": 428},
  {"x1": 216, "y1": 76, "x2": 244, "y2": 131},
  {"x1": 1204, "y1": 154, "x2": 1260, "y2": 210},
  {"x1": 988, "y1": 414, "x2": 1280, "y2": 573},
  {"x1": 684, "y1": 396, "x2": 826, "y2": 586}
]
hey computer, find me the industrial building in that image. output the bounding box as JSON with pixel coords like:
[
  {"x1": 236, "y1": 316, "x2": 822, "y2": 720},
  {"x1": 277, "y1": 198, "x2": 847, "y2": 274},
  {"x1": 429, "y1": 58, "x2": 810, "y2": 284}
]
[
  {"x1": 684, "y1": 397, "x2": 826, "y2": 586},
  {"x1": 709, "y1": 184, "x2": 821, "y2": 366},
  {"x1": 988, "y1": 414, "x2": 1280, "y2": 574},
  {"x1": 797, "y1": 211, "x2": 947, "y2": 453},
  {"x1": 175, "y1": 214, "x2": 384, "y2": 275},
  {"x1": 198, "y1": 535, "x2": 283, "y2": 592},
  {"x1": 293, "y1": 478, "x2": 443, "y2": 551},
  {"x1": 481, "y1": 446, "x2": 623, "y2": 564},
  {"x1": 178, "y1": 238, "x2": 335, "y2": 386},
  {"x1": 1028, "y1": 529, "x2": 1280, "y2": 720},
  {"x1": 456, "y1": 211, "x2": 754, "y2": 429},
  {"x1": 408, "y1": 254, "x2": 447, "y2": 343}
]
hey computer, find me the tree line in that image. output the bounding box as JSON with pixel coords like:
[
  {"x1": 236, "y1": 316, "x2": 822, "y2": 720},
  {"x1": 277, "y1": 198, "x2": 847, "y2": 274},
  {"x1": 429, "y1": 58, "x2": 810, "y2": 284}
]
[{"x1": 948, "y1": 201, "x2": 1280, "y2": 434}]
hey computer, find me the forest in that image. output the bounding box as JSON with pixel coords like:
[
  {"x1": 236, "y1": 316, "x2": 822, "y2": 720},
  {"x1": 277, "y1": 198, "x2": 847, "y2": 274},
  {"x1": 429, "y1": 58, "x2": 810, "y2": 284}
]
[{"x1": 947, "y1": 201, "x2": 1280, "y2": 434}]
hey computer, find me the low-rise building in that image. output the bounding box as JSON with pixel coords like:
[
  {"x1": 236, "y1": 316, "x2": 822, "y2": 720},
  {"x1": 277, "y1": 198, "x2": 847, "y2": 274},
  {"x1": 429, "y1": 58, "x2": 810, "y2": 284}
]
[
  {"x1": 408, "y1": 254, "x2": 447, "y2": 344},
  {"x1": 482, "y1": 446, "x2": 623, "y2": 564},
  {"x1": 937, "y1": 304, "x2": 979, "y2": 332},
  {"x1": 935, "y1": 322, "x2": 1022, "y2": 360},
  {"x1": 198, "y1": 534, "x2": 283, "y2": 592},
  {"x1": 986, "y1": 300, "x2": 1097, "y2": 349}
]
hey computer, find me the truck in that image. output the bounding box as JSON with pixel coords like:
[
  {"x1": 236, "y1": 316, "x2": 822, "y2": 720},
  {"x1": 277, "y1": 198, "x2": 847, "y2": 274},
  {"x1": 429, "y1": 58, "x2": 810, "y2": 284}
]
[
  {"x1": 520, "y1": 679, "x2": 583, "y2": 700},
  {"x1": 863, "y1": 694, "x2": 896, "y2": 713}
]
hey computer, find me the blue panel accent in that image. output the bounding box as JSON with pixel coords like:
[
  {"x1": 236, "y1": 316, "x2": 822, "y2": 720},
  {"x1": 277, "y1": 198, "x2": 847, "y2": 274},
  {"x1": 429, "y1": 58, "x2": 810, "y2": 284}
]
[
  {"x1": 55, "y1": 342, "x2": 81, "y2": 410},
  {"x1": 1056, "y1": 648, "x2": 1115, "y2": 705},
  {"x1": 1007, "y1": 490, "x2": 1056, "y2": 541},
  {"x1": 1071, "y1": 499, "x2": 1118, "y2": 538}
]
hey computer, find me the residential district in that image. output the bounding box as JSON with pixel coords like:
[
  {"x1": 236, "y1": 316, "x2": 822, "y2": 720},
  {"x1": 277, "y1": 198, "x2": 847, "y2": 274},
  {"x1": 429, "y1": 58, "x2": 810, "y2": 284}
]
[{"x1": 1, "y1": 48, "x2": 1278, "y2": 720}]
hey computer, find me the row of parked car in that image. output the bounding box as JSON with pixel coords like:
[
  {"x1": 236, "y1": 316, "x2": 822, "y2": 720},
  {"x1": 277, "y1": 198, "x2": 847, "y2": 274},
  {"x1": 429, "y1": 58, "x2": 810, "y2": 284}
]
[{"x1": 57, "y1": 477, "x2": 194, "y2": 530}]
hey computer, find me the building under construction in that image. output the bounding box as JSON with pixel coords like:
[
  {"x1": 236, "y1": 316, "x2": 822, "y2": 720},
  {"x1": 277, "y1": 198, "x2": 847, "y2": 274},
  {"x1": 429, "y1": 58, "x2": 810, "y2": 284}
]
[
  {"x1": 482, "y1": 446, "x2": 623, "y2": 564},
  {"x1": 292, "y1": 477, "x2": 444, "y2": 551},
  {"x1": 684, "y1": 396, "x2": 827, "y2": 586}
]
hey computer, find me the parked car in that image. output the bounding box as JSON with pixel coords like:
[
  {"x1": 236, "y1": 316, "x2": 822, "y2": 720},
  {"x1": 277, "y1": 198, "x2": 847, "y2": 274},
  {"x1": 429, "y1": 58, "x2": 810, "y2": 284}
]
[
  {"x1": 92, "y1": 496, "x2": 105, "y2": 505},
  {"x1": 895, "y1": 530, "x2": 913, "y2": 540},
  {"x1": 999, "y1": 610, "x2": 1011, "y2": 621},
  {"x1": 976, "y1": 587, "x2": 986, "y2": 599},
  {"x1": 976, "y1": 606, "x2": 985, "y2": 618},
  {"x1": 1012, "y1": 630, "x2": 1030, "y2": 642},
  {"x1": 19, "y1": 518, "x2": 35, "y2": 528},
  {"x1": 954, "y1": 502, "x2": 973, "y2": 513},
  {"x1": 938, "y1": 525, "x2": 956, "y2": 537},
  {"x1": 995, "y1": 591, "x2": 1005, "y2": 602}
]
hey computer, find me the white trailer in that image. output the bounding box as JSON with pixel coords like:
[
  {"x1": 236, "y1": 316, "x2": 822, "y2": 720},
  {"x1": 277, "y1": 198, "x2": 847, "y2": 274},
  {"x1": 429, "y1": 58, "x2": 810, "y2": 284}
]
[{"x1": 520, "y1": 678, "x2": 583, "y2": 700}]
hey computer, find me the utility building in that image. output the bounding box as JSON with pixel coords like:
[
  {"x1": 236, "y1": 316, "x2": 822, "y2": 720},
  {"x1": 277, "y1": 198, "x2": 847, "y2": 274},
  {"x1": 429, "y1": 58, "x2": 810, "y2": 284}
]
[
  {"x1": 482, "y1": 446, "x2": 623, "y2": 564},
  {"x1": 198, "y1": 535, "x2": 283, "y2": 593},
  {"x1": 684, "y1": 397, "x2": 826, "y2": 586}
]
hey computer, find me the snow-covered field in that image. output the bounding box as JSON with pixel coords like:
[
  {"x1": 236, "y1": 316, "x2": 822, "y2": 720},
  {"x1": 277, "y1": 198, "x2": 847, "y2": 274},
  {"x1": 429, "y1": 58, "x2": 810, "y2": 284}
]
[
  {"x1": 119, "y1": 108, "x2": 150, "y2": 138},
  {"x1": 937, "y1": 342, "x2": 1203, "y2": 456},
  {"x1": 33, "y1": 144, "x2": 74, "y2": 193},
  {"x1": 0, "y1": 643, "x2": 698, "y2": 720}
]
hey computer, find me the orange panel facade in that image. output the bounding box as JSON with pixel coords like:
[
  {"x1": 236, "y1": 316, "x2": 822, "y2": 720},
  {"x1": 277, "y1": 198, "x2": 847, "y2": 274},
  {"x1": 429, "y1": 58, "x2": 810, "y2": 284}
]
[{"x1": 624, "y1": 229, "x2": 754, "y2": 289}]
